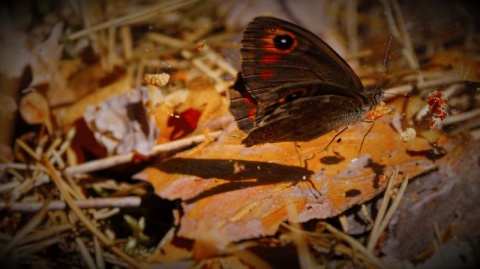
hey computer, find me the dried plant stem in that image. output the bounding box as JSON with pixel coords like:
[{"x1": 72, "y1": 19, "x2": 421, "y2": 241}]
[
  {"x1": 15, "y1": 139, "x2": 39, "y2": 160},
  {"x1": 0, "y1": 197, "x2": 141, "y2": 212},
  {"x1": 94, "y1": 237, "x2": 106, "y2": 269},
  {"x1": 383, "y1": 85, "x2": 413, "y2": 100},
  {"x1": 17, "y1": 223, "x2": 72, "y2": 246},
  {"x1": 229, "y1": 249, "x2": 273, "y2": 269},
  {"x1": 382, "y1": 0, "x2": 419, "y2": 72},
  {"x1": 93, "y1": 208, "x2": 120, "y2": 220},
  {"x1": 76, "y1": 236, "x2": 97, "y2": 269},
  {"x1": 41, "y1": 160, "x2": 142, "y2": 268},
  {"x1": 65, "y1": 131, "x2": 221, "y2": 175},
  {"x1": 367, "y1": 168, "x2": 398, "y2": 251},
  {"x1": 345, "y1": 0, "x2": 359, "y2": 69},
  {"x1": 469, "y1": 127, "x2": 480, "y2": 140},
  {"x1": 376, "y1": 174, "x2": 409, "y2": 238},
  {"x1": 203, "y1": 45, "x2": 238, "y2": 77},
  {"x1": 103, "y1": 252, "x2": 129, "y2": 268},
  {"x1": 120, "y1": 26, "x2": 133, "y2": 61},
  {"x1": 442, "y1": 108, "x2": 480, "y2": 125},
  {"x1": 69, "y1": 0, "x2": 200, "y2": 40},
  {"x1": 0, "y1": 181, "x2": 20, "y2": 193},
  {"x1": 0, "y1": 200, "x2": 51, "y2": 256},
  {"x1": 323, "y1": 223, "x2": 385, "y2": 268},
  {"x1": 146, "y1": 32, "x2": 188, "y2": 48},
  {"x1": 285, "y1": 204, "x2": 315, "y2": 269},
  {"x1": 281, "y1": 222, "x2": 371, "y2": 264},
  {"x1": 44, "y1": 137, "x2": 62, "y2": 160},
  {"x1": 367, "y1": 169, "x2": 409, "y2": 252},
  {"x1": 14, "y1": 233, "x2": 69, "y2": 260},
  {"x1": 416, "y1": 76, "x2": 463, "y2": 90}
]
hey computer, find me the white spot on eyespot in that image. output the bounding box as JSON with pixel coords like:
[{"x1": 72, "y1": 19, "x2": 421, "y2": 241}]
[{"x1": 302, "y1": 176, "x2": 306, "y2": 180}]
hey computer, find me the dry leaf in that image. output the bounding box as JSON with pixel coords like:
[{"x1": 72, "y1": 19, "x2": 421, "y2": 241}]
[
  {"x1": 136, "y1": 98, "x2": 460, "y2": 249},
  {"x1": 0, "y1": 93, "x2": 17, "y2": 118},
  {"x1": 53, "y1": 74, "x2": 131, "y2": 128},
  {"x1": 83, "y1": 88, "x2": 159, "y2": 156},
  {"x1": 430, "y1": 50, "x2": 480, "y2": 82},
  {"x1": 29, "y1": 22, "x2": 66, "y2": 90},
  {"x1": 19, "y1": 91, "x2": 51, "y2": 132}
]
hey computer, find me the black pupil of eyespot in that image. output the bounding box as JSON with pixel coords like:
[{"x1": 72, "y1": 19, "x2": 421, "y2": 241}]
[
  {"x1": 285, "y1": 91, "x2": 302, "y2": 102},
  {"x1": 274, "y1": 35, "x2": 294, "y2": 50}
]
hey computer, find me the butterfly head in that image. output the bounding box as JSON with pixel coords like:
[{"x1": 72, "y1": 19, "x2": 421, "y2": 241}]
[{"x1": 367, "y1": 89, "x2": 384, "y2": 108}]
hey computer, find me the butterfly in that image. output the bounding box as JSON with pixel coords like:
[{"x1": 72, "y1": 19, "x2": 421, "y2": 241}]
[{"x1": 227, "y1": 16, "x2": 383, "y2": 147}]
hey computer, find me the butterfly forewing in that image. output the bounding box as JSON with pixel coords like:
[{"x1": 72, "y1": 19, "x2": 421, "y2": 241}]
[{"x1": 241, "y1": 16, "x2": 364, "y2": 100}]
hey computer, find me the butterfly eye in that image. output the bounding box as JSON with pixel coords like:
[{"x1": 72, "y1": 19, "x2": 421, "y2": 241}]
[{"x1": 274, "y1": 35, "x2": 294, "y2": 50}]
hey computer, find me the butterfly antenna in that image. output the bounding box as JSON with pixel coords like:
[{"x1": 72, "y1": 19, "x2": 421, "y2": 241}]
[
  {"x1": 357, "y1": 37, "x2": 392, "y2": 157},
  {"x1": 374, "y1": 35, "x2": 393, "y2": 93}
]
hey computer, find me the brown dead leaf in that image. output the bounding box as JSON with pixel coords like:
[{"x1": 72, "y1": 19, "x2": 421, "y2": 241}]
[
  {"x1": 136, "y1": 98, "x2": 461, "y2": 249},
  {"x1": 19, "y1": 91, "x2": 52, "y2": 132},
  {"x1": 47, "y1": 59, "x2": 99, "y2": 106},
  {"x1": 429, "y1": 50, "x2": 480, "y2": 82},
  {"x1": 53, "y1": 74, "x2": 131, "y2": 128},
  {"x1": 19, "y1": 91, "x2": 50, "y2": 125},
  {"x1": 29, "y1": 22, "x2": 66, "y2": 90}
]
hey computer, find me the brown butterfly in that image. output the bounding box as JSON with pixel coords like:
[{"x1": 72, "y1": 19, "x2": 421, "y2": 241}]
[{"x1": 228, "y1": 16, "x2": 383, "y2": 147}]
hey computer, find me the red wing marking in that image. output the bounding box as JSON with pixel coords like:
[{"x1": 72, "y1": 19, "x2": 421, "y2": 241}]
[
  {"x1": 259, "y1": 69, "x2": 275, "y2": 80},
  {"x1": 260, "y1": 54, "x2": 281, "y2": 64}
]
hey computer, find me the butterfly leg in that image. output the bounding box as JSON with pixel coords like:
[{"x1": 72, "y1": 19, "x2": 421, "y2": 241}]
[
  {"x1": 293, "y1": 142, "x2": 303, "y2": 167},
  {"x1": 318, "y1": 126, "x2": 349, "y2": 154},
  {"x1": 357, "y1": 120, "x2": 376, "y2": 157}
]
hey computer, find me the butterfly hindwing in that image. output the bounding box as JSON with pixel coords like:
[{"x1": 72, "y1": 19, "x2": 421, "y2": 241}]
[{"x1": 242, "y1": 94, "x2": 367, "y2": 147}]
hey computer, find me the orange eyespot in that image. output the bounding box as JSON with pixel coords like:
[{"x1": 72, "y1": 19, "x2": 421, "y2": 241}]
[{"x1": 261, "y1": 28, "x2": 298, "y2": 53}]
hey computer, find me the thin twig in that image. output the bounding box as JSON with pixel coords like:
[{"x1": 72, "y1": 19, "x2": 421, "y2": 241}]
[
  {"x1": 285, "y1": 204, "x2": 315, "y2": 269},
  {"x1": 442, "y1": 108, "x2": 480, "y2": 125},
  {"x1": 68, "y1": 0, "x2": 200, "y2": 40},
  {"x1": 65, "y1": 131, "x2": 222, "y2": 175},
  {"x1": 13, "y1": 233, "x2": 69, "y2": 260},
  {"x1": 94, "y1": 236, "x2": 106, "y2": 269},
  {"x1": 17, "y1": 223, "x2": 72, "y2": 246},
  {"x1": 0, "y1": 199, "x2": 51, "y2": 255},
  {"x1": 367, "y1": 168, "x2": 398, "y2": 251},
  {"x1": 323, "y1": 223, "x2": 385, "y2": 268},
  {"x1": 41, "y1": 159, "x2": 143, "y2": 268},
  {"x1": 0, "y1": 197, "x2": 141, "y2": 212},
  {"x1": 377, "y1": 174, "x2": 409, "y2": 238},
  {"x1": 76, "y1": 237, "x2": 97, "y2": 269}
]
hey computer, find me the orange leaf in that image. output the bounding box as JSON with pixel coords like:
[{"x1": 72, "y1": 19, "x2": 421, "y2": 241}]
[{"x1": 136, "y1": 99, "x2": 461, "y2": 249}]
